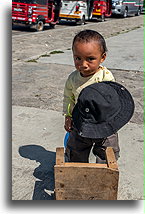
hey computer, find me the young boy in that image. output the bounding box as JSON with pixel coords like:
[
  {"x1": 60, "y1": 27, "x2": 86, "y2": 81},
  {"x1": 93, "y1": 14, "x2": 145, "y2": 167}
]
[{"x1": 63, "y1": 29, "x2": 119, "y2": 162}]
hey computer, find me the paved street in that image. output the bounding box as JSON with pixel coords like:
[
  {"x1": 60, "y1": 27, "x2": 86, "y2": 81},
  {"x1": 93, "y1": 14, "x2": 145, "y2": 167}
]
[{"x1": 12, "y1": 16, "x2": 144, "y2": 200}]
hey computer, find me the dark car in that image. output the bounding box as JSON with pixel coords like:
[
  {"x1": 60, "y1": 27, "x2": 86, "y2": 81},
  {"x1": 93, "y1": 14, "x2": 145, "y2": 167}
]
[{"x1": 111, "y1": 0, "x2": 143, "y2": 17}]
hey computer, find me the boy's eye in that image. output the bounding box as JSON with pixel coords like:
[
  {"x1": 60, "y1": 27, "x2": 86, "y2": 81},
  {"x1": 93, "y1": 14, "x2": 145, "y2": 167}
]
[
  {"x1": 87, "y1": 57, "x2": 95, "y2": 61},
  {"x1": 75, "y1": 56, "x2": 81, "y2": 61}
]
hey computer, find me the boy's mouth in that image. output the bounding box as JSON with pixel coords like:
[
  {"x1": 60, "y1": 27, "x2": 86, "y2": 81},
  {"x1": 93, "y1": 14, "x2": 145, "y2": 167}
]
[
  {"x1": 79, "y1": 69, "x2": 90, "y2": 73},
  {"x1": 80, "y1": 71, "x2": 93, "y2": 77}
]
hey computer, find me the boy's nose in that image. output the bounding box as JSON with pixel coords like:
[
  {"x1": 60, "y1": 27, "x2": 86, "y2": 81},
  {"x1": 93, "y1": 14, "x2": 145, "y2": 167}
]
[{"x1": 81, "y1": 60, "x2": 88, "y2": 68}]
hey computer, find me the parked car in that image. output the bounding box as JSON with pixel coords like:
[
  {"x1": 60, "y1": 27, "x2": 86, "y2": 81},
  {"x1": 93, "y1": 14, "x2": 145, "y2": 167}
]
[
  {"x1": 59, "y1": 0, "x2": 93, "y2": 25},
  {"x1": 111, "y1": 0, "x2": 143, "y2": 17}
]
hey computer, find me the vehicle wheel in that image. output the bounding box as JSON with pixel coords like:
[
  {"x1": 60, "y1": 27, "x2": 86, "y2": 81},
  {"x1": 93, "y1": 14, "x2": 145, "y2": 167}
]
[
  {"x1": 76, "y1": 16, "x2": 85, "y2": 25},
  {"x1": 80, "y1": 16, "x2": 85, "y2": 25},
  {"x1": 135, "y1": 8, "x2": 141, "y2": 16},
  {"x1": 49, "y1": 23, "x2": 56, "y2": 29},
  {"x1": 100, "y1": 14, "x2": 105, "y2": 22},
  {"x1": 36, "y1": 20, "x2": 44, "y2": 31},
  {"x1": 88, "y1": 13, "x2": 92, "y2": 20},
  {"x1": 122, "y1": 8, "x2": 128, "y2": 18}
]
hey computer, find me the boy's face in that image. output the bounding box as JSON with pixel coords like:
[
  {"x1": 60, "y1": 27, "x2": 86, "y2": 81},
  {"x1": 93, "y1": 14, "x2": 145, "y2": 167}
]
[{"x1": 73, "y1": 41, "x2": 106, "y2": 77}]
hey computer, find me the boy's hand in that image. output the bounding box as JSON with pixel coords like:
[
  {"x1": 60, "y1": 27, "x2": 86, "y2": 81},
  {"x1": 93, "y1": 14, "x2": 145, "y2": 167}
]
[{"x1": 64, "y1": 116, "x2": 72, "y2": 132}]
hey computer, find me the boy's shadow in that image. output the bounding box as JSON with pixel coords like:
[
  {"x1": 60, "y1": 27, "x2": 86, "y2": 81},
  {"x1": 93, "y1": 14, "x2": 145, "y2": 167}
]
[{"x1": 19, "y1": 145, "x2": 56, "y2": 200}]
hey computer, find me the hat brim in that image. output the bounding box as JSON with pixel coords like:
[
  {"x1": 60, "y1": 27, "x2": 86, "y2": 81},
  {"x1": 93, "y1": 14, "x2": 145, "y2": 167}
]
[{"x1": 72, "y1": 81, "x2": 135, "y2": 139}]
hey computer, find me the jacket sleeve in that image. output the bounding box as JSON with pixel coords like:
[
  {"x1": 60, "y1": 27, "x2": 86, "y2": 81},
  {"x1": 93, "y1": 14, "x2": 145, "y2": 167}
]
[{"x1": 63, "y1": 76, "x2": 75, "y2": 117}]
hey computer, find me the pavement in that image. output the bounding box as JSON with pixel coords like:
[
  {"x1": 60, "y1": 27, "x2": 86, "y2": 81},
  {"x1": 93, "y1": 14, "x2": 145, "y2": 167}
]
[
  {"x1": 37, "y1": 27, "x2": 143, "y2": 72},
  {"x1": 12, "y1": 27, "x2": 144, "y2": 200}
]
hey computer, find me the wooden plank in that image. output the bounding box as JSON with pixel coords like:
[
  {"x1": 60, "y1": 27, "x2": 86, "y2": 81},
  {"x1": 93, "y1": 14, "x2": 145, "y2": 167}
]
[
  {"x1": 64, "y1": 162, "x2": 107, "y2": 168},
  {"x1": 56, "y1": 147, "x2": 64, "y2": 165},
  {"x1": 105, "y1": 147, "x2": 118, "y2": 170},
  {"x1": 54, "y1": 166, "x2": 119, "y2": 200}
]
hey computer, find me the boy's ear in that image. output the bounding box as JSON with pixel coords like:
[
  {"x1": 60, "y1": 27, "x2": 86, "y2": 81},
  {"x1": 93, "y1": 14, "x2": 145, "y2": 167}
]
[{"x1": 101, "y1": 53, "x2": 106, "y2": 63}]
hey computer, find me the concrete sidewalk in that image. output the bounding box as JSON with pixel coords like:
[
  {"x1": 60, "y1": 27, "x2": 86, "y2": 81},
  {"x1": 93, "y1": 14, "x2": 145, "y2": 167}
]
[
  {"x1": 12, "y1": 27, "x2": 144, "y2": 200},
  {"x1": 37, "y1": 27, "x2": 143, "y2": 72}
]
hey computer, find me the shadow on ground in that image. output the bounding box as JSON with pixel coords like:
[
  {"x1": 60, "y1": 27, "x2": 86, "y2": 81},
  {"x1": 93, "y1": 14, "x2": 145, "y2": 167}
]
[{"x1": 19, "y1": 145, "x2": 56, "y2": 200}]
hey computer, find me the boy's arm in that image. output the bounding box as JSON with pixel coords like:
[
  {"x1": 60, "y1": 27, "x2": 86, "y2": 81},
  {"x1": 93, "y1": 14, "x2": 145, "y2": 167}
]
[
  {"x1": 63, "y1": 78, "x2": 75, "y2": 117},
  {"x1": 63, "y1": 77, "x2": 75, "y2": 131}
]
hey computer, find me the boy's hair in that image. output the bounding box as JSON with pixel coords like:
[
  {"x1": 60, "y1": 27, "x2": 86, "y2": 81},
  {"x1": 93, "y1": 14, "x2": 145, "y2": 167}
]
[{"x1": 72, "y1": 29, "x2": 107, "y2": 54}]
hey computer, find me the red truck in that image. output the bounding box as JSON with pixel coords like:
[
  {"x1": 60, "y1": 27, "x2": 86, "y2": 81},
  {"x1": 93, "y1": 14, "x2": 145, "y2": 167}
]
[
  {"x1": 12, "y1": 0, "x2": 62, "y2": 31},
  {"x1": 92, "y1": 0, "x2": 112, "y2": 21}
]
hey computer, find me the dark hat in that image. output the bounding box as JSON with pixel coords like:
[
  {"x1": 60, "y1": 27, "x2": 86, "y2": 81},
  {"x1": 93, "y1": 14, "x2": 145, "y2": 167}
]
[{"x1": 72, "y1": 81, "x2": 135, "y2": 139}]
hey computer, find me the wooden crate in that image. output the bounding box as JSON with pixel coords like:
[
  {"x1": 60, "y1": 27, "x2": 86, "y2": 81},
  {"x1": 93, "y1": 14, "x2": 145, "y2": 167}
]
[{"x1": 54, "y1": 147, "x2": 119, "y2": 200}]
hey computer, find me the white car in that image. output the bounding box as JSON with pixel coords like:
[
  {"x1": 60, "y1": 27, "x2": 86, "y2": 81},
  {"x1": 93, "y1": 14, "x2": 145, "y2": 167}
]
[{"x1": 59, "y1": 0, "x2": 93, "y2": 24}]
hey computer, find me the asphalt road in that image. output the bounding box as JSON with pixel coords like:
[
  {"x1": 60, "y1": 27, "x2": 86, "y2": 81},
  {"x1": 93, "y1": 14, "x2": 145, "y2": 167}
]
[
  {"x1": 12, "y1": 16, "x2": 129, "y2": 36},
  {"x1": 12, "y1": 16, "x2": 118, "y2": 36}
]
